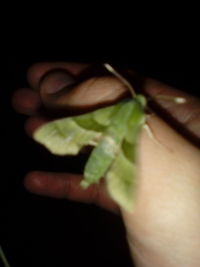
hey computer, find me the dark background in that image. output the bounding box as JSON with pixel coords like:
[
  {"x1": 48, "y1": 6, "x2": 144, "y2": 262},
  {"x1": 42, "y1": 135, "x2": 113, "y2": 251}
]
[{"x1": 1, "y1": 42, "x2": 200, "y2": 267}]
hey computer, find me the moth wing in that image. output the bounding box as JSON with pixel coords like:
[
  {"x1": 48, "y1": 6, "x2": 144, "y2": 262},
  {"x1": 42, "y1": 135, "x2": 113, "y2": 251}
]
[
  {"x1": 33, "y1": 115, "x2": 103, "y2": 156},
  {"x1": 106, "y1": 98, "x2": 146, "y2": 212},
  {"x1": 125, "y1": 99, "x2": 146, "y2": 144},
  {"x1": 92, "y1": 102, "x2": 124, "y2": 126},
  {"x1": 106, "y1": 145, "x2": 137, "y2": 212},
  {"x1": 33, "y1": 102, "x2": 123, "y2": 156}
]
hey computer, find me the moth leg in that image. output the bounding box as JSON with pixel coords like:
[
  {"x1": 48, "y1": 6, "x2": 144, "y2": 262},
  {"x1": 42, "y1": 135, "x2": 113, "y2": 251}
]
[
  {"x1": 143, "y1": 117, "x2": 174, "y2": 153},
  {"x1": 143, "y1": 118, "x2": 163, "y2": 147},
  {"x1": 143, "y1": 95, "x2": 186, "y2": 145}
]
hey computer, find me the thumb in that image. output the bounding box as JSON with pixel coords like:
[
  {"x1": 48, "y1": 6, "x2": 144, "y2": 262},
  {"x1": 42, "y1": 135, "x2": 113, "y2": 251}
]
[{"x1": 39, "y1": 70, "x2": 128, "y2": 111}]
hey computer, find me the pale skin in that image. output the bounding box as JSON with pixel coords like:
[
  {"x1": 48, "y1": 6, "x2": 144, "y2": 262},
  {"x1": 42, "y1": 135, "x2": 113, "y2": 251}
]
[{"x1": 12, "y1": 62, "x2": 200, "y2": 267}]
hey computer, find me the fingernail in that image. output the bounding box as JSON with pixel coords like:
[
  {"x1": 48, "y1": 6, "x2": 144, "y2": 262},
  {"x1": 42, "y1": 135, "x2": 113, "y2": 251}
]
[{"x1": 40, "y1": 70, "x2": 76, "y2": 94}]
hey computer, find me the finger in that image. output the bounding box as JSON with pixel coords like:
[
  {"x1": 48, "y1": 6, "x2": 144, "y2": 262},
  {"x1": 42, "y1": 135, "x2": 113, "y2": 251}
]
[
  {"x1": 12, "y1": 62, "x2": 90, "y2": 115},
  {"x1": 24, "y1": 171, "x2": 119, "y2": 214},
  {"x1": 25, "y1": 117, "x2": 48, "y2": 137},
  {"x1": 39, "y1": 75, "x2": 129, "y2": 110},
  {"x1": 27, "y1": 62, "x2": 127, "y2": 110},
  {"x1": 12, "y1": 89, "x2": 41, "y2": 115},
  {"x1": 27, "y1": 62, "x2": 90, "y2": 89}
]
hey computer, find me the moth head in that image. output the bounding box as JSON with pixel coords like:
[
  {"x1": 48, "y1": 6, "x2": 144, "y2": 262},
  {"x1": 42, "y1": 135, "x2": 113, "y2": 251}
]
[{"x1": 135, "y1": 94, "x2": 147, "y2": 109}]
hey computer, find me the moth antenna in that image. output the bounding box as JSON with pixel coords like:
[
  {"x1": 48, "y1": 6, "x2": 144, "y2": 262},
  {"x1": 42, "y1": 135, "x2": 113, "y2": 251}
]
[
  {"x1": 153, "y1": 95, "x2": 186, "y2": 104},
  {"x1": 103, "y1": 63, "x2": 136, "y2": 98}
]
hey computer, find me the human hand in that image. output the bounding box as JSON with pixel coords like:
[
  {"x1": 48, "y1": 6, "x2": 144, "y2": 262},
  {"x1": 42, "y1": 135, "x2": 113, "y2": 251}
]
[{"x1": 12, "y1": 62, "x2": 200, "y2": 266}]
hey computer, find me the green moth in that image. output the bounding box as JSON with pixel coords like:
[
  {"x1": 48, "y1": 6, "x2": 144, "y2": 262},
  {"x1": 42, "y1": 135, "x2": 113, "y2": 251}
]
[{"x1": 33, "y1": 64, "x2": 146, "y2": 212}]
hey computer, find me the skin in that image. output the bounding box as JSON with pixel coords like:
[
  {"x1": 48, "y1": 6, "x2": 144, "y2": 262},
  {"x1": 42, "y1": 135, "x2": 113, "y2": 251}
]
[{"x1": 12, "y1": 62, "x2": 200, "y2": 267}]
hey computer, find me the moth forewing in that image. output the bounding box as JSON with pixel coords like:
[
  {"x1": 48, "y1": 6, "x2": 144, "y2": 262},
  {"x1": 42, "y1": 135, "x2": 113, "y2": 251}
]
[
  {"x1": 33, "y1": 114, "x2": 103, "y2": 156},
  {"x1": 125, "y1": 96, "x2": 147, "y2": 144},
  {"x1": 92, "y1": 101, "x2": 124, "y2": 126}
]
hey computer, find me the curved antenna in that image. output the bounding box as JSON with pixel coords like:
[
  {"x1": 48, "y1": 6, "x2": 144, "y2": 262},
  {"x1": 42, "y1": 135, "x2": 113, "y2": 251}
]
[
  {"x1": 154, "y1": 95, "x2": 186, "y2": 104},
  {"x1": 104, "y1": 63, "x2": 186, "y2": 105},
  {"x1": 103, "y1": 63, "x2": 136, "y2": 98}
]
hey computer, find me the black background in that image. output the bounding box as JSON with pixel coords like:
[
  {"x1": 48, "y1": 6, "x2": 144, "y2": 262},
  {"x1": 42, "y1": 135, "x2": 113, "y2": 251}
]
[{"x1": 1, "y1": 39, "x2": 200, "y2": 267}]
